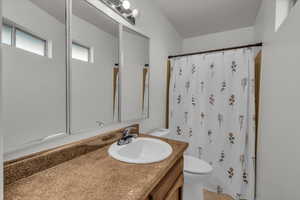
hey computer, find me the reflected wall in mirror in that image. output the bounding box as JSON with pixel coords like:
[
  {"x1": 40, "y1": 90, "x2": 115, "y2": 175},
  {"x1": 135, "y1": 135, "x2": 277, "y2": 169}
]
[
  {"x1": 2, "y1": 0, "x2": 67, "y2": 151},
  {"x1": 121, "y1": 26, "x2": 150, "y2": 121},
  {"x1": 71, "y1": 0, "x2": 119, "y2": 133}
]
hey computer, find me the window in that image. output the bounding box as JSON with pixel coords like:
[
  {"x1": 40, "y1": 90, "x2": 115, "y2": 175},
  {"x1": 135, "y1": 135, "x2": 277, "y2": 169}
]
[
  {"x1": 275, "y1": 0, "x2": 299, "y2": 31},
  {"x1": 290, "y1": 0, "x2": 298, "y2": 7},
  {"x1": 1, "y1": 22, "x2": 47, "y2": 56},
  {"x1": 16, "y1": 29, "x2": 47, "y2": 56},
  {"x1": 2, "y1": 24, "x2": 12, "y2": 45},
  {"x1": 72, "y1": 42, "x2": 91, "y2": 62}
]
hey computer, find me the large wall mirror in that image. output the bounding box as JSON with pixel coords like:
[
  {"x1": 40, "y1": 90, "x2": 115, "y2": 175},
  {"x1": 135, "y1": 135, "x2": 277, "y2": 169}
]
[
  {"x1": 120, "y1": 26, "x2": 150, "y2": 121},
  {"x1": 70, "y1": 0, "x2": 119, "y2": 133},
  {"x1": 1, "y1": 0, "x2": 151, "y2": 153},
  {"x1": 2, "y1": 0, "x2": 67, "y2": 152}
]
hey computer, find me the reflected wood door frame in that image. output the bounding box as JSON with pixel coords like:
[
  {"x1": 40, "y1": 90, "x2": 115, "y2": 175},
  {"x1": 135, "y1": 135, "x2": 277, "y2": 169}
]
[
  {"x1": 254, "y1": 50, "x2": 262, "y2": 199},
  {"x1": 166, "y1": 60, "x2": 171, "y2": 128}
]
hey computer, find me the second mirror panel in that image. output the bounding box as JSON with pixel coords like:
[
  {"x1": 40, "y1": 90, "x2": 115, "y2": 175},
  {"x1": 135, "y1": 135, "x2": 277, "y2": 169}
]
[
  {"x1": 71, "y1": 0, "x2": 119, "y2": 133},
  {"x1": 121, "y1": 27, "x2": 150, "y2": 121}
]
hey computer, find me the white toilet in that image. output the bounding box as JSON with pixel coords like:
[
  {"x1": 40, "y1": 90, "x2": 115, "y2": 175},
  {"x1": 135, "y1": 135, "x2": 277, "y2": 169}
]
[{"x1": 183, "y1": 155, "x2": 213, "y2": 200}]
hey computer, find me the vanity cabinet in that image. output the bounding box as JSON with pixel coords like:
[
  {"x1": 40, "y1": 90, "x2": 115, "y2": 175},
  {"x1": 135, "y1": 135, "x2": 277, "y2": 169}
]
[{"x1": 148, "y1": 158, "x2": 184, "y2": 200}]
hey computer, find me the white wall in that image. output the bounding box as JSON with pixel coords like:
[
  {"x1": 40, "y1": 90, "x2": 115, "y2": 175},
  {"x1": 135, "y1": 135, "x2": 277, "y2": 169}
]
[
  {"x1": 4, "y1": 0, "x2": 182, "y2": 160},
  {"x1": 182, "y1": 27, "x2": 255, "y2": 53},
  {"x1": 254, "y1": 1, "x2": 300, "y2": 199}
]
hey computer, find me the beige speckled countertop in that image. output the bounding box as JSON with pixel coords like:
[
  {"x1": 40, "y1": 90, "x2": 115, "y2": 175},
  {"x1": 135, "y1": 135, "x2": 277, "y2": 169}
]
[{"x1": 4, "y1": 136, "x2": 188, "y2": 200}]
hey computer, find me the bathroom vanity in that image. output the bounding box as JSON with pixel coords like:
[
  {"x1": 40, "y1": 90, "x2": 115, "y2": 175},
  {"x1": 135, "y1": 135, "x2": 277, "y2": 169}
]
[{"x1": 4, "y1": 125, "x2": 188, "y2": 200}]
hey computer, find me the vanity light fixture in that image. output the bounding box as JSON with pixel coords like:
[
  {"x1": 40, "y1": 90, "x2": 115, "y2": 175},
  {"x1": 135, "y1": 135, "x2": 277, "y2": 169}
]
[
  {"x1": 122, "y1": 0, "x2": 131, "y2": 10},
  {"x1": 132, "y1": 9, "x2": 139, "y2": 18},
  {"x1": 100, "y1": 0, "x2": 139, "y2": 25}
]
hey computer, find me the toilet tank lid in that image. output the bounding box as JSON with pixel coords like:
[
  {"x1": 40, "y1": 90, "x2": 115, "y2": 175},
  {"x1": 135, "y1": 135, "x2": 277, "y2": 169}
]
[
  {"x1": 184, "y1": 155, "x2": 213, "y2": 174},
  {"x1": 149, "y1": 128, "x2": 170, "y2": 137}
]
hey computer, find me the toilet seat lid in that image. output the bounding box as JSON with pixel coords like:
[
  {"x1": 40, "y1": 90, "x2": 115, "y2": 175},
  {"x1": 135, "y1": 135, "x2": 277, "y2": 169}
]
[{"x1": 184, "y1": 155, "x2": 213, "y2": 174}]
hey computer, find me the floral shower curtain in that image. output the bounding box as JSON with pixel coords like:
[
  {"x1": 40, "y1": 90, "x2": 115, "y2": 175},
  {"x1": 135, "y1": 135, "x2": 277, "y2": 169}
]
[{"x1": 169, "y1": 48, "x2": 258, "y2": 200}]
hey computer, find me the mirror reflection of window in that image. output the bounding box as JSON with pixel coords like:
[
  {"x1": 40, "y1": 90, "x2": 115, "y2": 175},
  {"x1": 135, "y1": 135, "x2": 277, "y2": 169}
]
[
  {"x1": 70, "y1": 0, "x2": 119, "y2": 133},
  {"x1": 72, "y1": 42, "x2": 91, "y2": 62},
  {"x1": 15, "y1": 29, "x2": 47, "y2": 56},
  {"x1": 2, "y1": 22, "x2": 48, "y2": 56},
  {"x1": 2, "y1": 0, "x2": 67, "y2": 152},
  {"x1": 275, "y1": 0, "x2": 299, "y2": 31}
]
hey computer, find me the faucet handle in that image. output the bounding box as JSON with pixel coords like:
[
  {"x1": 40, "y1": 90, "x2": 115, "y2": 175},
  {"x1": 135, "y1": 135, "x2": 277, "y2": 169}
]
[
  {"x1": 117, "y1": 127, "x2": 138, "y2": 146},
  {"x1": 122, "y1": 127, "x2": 139, "y2": 139},
  {"x1": 123, "y1": 127, "x2": 135, "y2": 135}
]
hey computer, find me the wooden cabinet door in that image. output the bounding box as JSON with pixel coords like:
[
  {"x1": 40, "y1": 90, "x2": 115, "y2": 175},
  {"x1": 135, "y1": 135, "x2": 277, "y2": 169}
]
[
  {"x1": 165, "y1": 174, "x2": 184, "y2": 200},
  {"x1": 150, "y1": 158, "x2": 183, "y2": 200}
]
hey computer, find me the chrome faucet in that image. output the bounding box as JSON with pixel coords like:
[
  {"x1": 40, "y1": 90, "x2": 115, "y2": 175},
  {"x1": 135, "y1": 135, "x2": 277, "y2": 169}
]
[{"x1": 117, "y1": 127, "x2": 138, "y2": 145}]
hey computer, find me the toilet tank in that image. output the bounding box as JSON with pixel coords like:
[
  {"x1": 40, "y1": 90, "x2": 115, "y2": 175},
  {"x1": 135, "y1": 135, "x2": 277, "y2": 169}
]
[{"x1": 149, "y1": 128, "x2": 170, "y2": 137}]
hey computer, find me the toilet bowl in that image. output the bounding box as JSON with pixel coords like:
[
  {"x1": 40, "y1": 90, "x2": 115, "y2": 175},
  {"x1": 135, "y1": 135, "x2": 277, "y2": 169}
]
[{"x1": 183, "y1": 155, "x2": 213, "y2": 200}]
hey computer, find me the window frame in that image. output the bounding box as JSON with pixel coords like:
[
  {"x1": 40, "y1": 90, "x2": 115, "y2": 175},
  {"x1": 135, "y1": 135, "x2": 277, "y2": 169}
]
[
  {"x1": 15, "y1": 27, "x2": 48, "y2": 57},
  {"x1": 290, "y1": 0, "x2": 298, "y2": 7},
  {"x1": 1, "y1": 21, "x2": 48, "y2": 57},
  {"x1": 2, "y1": 23, "x2": 13, "y2": 46},
  {"x1": 71, "y1": 41, "x2": 92, "y2": 63},
  {"x1": 275, "y1": 0, "x2": 299, "y2": 31}
]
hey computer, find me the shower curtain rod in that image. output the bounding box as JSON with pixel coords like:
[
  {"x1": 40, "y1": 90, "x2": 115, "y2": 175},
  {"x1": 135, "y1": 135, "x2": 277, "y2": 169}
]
[{"x1": 168, "y1": 42, "x2": 263, "y2": 59}]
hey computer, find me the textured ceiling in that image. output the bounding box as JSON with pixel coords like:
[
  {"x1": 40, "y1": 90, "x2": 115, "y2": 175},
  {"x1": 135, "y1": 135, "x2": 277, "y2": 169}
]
[{"x1": 154, "y1": 0, "x2": 262, "y2": 38}]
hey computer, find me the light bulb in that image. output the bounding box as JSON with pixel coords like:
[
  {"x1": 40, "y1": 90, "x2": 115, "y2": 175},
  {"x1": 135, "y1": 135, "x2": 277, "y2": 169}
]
[
  {"x1": 132, "y1": 9, "x2": 139, "y2": 18},
  {"x1": 122, "y1": 0, "x2": 130, "y2": 10}
]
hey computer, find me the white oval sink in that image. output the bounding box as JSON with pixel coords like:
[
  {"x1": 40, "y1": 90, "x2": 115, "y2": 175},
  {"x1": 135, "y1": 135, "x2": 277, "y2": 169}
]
[{"x1": 108, "y1": 137, "x2": 173, "y2": 164}]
